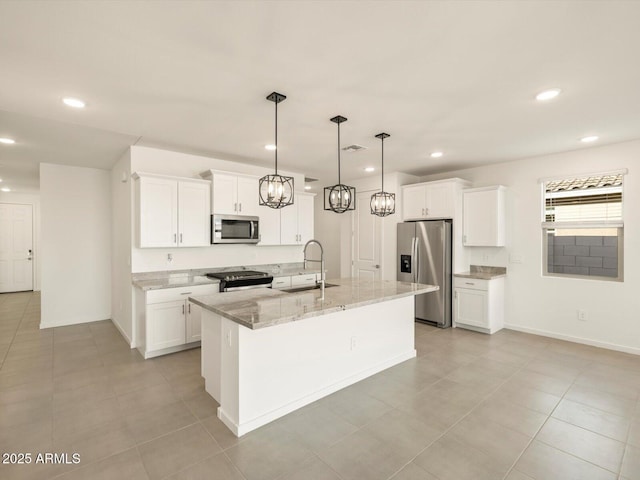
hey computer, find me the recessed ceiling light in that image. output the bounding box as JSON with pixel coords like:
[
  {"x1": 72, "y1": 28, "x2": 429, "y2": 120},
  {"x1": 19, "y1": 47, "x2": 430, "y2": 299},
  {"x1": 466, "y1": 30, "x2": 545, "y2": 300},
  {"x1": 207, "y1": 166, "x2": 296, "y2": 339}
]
[
  {"x1": 430, "y1": 151, "x2": 443, "y2": 158},
  {"x1": 536, "y1": 89, "x2": 561, "y2": 101},
  {"x1": 62, "y1": 97, "x2": 86, "y2": 108},
  {"x1": 1, "y1": 187, "x2": 10, "y2": 192},
  {"x1": 304, "y1": 185, "x2": 311, "y2": 191},
  {"x1": 265, "y1": 144, "x2": 276, "y2": 151},
  {"x1": 364, "y1": 167, "x2": 375, "y2": 172},
  {"x1": 580, "y1": 135, "x2": 599, "y2": 143},
  {"x1": 0, "y1": 137, "x2": 15, "y2": 144}
]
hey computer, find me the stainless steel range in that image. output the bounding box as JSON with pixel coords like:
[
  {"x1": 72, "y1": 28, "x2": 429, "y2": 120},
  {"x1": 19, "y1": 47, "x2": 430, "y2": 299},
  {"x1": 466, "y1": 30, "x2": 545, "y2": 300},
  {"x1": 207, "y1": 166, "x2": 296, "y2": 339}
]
[{"x1": 205, "y1": 270, "x2": 273, "y2": 292}]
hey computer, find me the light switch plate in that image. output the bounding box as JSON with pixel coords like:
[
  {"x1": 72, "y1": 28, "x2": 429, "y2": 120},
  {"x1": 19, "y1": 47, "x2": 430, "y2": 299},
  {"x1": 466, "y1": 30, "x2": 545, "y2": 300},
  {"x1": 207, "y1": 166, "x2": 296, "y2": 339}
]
[{"x1": 510, "y1": 254, "x2": 523, "y2": 264}]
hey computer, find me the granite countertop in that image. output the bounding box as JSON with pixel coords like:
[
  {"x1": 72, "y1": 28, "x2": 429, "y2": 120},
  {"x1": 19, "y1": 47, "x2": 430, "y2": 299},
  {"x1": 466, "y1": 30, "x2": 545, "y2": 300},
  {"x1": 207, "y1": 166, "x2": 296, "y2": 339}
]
[
  {"x1": 132, "y1": 263, "x2": 323, "y2": 291},
  {"x1": 454, "y1": 265, "x2": 507, "y2": 280},
  {"x1": 189, "y1": 278, "x2": 439, "y2": 330}
]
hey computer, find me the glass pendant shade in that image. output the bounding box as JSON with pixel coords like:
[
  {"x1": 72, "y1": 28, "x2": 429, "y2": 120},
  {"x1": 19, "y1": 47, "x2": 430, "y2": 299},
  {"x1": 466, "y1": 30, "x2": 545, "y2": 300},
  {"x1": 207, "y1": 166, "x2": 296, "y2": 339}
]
[
  {"x1": 259, "y1": 91, "x2": 294, "y2": 209},
  {"x1": 370, "y1": 132, "x2": 396, "y2": 217},
  {"x1": 324, "y1": 115, "x2": 356, "y2": 213}
]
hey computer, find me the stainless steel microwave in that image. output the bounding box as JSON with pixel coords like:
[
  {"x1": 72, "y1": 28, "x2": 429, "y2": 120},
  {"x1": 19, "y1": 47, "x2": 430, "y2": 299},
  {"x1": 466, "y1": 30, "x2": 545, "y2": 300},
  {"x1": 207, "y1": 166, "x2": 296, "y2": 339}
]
[{"x1": 211, "y1": 214, "x2": 260, "y2": 244}]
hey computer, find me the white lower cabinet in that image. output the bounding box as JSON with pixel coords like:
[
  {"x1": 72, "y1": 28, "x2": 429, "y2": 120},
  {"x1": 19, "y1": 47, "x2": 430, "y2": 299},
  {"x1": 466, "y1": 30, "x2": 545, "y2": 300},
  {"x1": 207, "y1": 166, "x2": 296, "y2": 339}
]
[
  {"x1": 453, "y1": 276, "x2": 504, "y2": 334},
  {"x1": 137, "y1": 284, "x2": 218, "y2": 358}
]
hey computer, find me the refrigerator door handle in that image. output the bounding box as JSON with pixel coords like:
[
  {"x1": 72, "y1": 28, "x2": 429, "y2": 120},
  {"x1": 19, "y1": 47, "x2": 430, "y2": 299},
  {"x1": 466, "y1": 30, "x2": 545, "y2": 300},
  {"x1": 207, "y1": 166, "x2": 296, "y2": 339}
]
[{"x1": 414, "y1": 235, "x2": 420, "y2": 283}]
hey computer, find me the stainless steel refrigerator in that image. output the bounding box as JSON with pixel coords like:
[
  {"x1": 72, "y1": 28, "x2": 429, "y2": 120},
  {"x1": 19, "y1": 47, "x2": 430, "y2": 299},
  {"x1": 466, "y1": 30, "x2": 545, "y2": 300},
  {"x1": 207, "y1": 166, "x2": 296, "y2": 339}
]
[{"x1": 397, "y1": 220, "x2": 452, "y2": 327}]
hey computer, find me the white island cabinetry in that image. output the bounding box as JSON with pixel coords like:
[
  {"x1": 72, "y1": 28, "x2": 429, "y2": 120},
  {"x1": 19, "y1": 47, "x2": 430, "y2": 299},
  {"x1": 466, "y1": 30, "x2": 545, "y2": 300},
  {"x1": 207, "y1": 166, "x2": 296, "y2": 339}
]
[{"x1": 192, "y1": 279, "x2": 438, "y2": 437}]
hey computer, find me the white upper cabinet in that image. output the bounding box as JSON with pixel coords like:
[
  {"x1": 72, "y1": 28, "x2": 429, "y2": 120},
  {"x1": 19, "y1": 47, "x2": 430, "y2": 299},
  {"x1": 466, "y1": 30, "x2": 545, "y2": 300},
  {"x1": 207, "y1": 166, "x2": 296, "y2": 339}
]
[
  {"x1": 209, "y1": 171, "x2": 259, "y2": 216},
  {"x1": 134, "y1": 173, "x2": 211, "y2": 248},
  {"x1": 280, "y1": 193, "x2": 315, "y2": 245},
  {"x1": 258, "y1": 204, "x2": 281, "y2": 245},
  {"x1": 178, "y1": 181, "x2": 211, "y2": 247},
  {"x1": 401, "y1": 178, "x2": 470, "y2": 221},
  {"x1": 463, "y1": 186, "x2": 506, "y2": 247}
]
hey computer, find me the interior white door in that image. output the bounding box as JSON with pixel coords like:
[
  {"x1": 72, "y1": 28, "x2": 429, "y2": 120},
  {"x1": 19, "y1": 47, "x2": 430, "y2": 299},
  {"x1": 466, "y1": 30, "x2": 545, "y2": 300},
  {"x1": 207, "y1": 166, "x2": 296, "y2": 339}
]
[
  {"x1": 0, "y1": 203, "x2": 34, "y2": 293},
  {"x1": 352, "y1": 191, "x2": 381, "y2": 280}
]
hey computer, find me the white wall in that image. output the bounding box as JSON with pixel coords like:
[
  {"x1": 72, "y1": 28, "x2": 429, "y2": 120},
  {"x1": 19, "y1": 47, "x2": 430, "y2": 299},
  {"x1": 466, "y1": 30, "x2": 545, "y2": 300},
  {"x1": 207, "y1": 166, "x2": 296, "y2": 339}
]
[
  {"x1": 421, "y1": 140, "x2": 640, "y2": 354},
  {"x1": 40, "y1": 163, "x2": 111, "y2": 328},
  {"x1": 0, "y1": 191, "x2": 41, "y2": 291},
  {"x1": 129, "y1": 146, "x2": 305, "y2": 272},
  {"x1": 110, "y1": 150, "x2": 133, "y2": 344}
]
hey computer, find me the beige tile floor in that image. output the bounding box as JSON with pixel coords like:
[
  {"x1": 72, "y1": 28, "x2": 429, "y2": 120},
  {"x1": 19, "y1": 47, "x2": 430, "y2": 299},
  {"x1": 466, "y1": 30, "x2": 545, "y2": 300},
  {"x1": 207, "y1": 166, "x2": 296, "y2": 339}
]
[{"x1": 1, "y1": 291, "x2": 640, "y2": 480}]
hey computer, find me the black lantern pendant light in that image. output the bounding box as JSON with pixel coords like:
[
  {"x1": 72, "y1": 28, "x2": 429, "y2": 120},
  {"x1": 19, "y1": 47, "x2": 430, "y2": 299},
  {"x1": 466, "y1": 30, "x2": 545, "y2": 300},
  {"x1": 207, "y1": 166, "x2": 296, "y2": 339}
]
[
  {"x1": 370, "y1": 133, "x2": 396, "y2": 217},
  {"x1": 259, "y1": 92, "x2": 294, "y2": 209},
  {"x1": 324, "y1": 115, "x2": 356, "y2": 213}
]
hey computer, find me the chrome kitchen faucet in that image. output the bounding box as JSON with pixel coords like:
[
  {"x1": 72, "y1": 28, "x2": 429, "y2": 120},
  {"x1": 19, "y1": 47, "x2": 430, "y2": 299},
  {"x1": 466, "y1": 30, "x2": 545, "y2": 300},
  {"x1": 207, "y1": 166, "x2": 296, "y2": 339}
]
[{"x1": 303, "y1": 239, "x2": 325, "y2": 299}]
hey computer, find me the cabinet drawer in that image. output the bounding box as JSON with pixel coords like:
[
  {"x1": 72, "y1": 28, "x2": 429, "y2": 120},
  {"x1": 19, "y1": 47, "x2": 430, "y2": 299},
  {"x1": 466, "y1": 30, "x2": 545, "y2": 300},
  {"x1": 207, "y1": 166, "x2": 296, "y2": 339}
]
[
  {"x1": 272, "y1": 276, "x2": 292, "y2": 289},
  {"x1": 453, "y1": 277, "x2": 489, "y2": 291},
  {"x1": 147, "y1": 283, "x2": 218, "y2": 304},
  {"x1": 290, "y1": 274, "x2": 317, "y2": 287}
]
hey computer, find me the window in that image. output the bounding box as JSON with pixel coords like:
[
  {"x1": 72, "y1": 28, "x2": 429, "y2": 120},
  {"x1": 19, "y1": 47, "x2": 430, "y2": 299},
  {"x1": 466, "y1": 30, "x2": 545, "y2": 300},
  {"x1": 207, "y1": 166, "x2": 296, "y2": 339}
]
[{"x1": 542, "y1": 171, "x2": 624, "y2": 281}]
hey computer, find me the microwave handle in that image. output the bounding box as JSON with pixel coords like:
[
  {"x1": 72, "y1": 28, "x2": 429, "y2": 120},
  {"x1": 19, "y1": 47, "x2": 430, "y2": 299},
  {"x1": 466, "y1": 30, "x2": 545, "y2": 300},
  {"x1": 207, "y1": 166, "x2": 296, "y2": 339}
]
[{"x1": 250, "y1": 221, "x2": 255, "y2": 239}]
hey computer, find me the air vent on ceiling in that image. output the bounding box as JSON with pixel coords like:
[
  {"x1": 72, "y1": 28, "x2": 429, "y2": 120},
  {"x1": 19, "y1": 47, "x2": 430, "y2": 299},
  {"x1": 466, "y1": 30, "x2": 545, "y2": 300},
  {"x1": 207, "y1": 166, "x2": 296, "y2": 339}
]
[
  {"x1": 304, "y1": 177, "x2": 318, "y2": 183},
  {"x1": 342, "y1": 144, "x2": 367, "y2": 152}
]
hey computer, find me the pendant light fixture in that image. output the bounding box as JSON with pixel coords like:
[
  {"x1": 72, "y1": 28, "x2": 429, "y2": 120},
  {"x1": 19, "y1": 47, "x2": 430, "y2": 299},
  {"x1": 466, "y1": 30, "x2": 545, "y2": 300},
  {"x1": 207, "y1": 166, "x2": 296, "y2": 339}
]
[
  {"x1": 259, "y1": 92, "x2": 294, "y2": 209},
  {"x1": 370, "y1": 132, "x2": 396, "y2": 217},
  {"x1": 324, "y1": 115, "x2": 356, "y2": 213}
]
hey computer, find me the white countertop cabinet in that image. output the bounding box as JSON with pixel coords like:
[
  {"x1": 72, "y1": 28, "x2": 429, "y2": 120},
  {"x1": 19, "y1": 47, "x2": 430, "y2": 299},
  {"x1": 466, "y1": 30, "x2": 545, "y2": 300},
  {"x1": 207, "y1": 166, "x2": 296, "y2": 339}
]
[
  {"x1": 453, "y1": 276, "x2": 504, "y2": 334},
  {"x1": 463, "y1": 186, "x2": 506, "y2": 247},
  {"x1": 136, "y1": 283, "x2": 218, "y2": 358},
  {"x1": 134, "y1": 172, "x2": 211, "y2": 248}
]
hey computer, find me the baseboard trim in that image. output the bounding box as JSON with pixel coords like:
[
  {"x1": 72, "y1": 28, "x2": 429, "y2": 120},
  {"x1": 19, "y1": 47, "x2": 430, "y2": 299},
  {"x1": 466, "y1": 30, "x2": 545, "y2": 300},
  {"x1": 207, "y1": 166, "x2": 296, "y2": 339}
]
[
  {"x1": 40, "y1": 317, "x2": 111, "y2": 330},
  {"x1": 504, "y1": 323, "x2": 640, "y2": 356},
  {"x1": 220, "y1": 349, "x2": 417, "y2": 437},
  {"x1": 111, "y1": 318, "x2": 133, "y2": 347}
]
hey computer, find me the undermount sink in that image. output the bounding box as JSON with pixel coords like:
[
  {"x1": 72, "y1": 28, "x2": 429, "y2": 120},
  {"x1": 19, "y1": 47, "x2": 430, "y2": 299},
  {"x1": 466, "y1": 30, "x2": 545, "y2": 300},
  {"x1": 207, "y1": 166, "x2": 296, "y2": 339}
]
[{"x1": 281, "y1": 283, "x2": 339, "y2": 294}]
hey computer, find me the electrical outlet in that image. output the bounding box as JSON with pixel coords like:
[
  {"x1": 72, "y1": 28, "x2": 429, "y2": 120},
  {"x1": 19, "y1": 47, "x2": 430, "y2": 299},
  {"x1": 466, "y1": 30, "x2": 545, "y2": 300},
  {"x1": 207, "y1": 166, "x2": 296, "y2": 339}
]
[
  {"x1": 482, "y1": 254, "x2": 490, "y2": 262},
  {"x1": 350, "y1": 336, "x2": 357, "y2": 351},
  {"x1": 510, "y1": 254, "x2": 523, "y2": 264},
  {"x1": 577, "y1": 310, "x2": 587, "y2": 321},
  {"x1": 167, "y1": 253, "x2": 173, "y2": 263}
]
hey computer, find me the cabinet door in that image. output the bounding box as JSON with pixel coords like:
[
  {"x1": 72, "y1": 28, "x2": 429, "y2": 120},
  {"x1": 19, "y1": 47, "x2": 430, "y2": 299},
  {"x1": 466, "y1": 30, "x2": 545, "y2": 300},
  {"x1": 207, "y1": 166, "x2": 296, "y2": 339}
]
[
  {"x1": 258, "y1": 204, "x2": 281, "y2": 245},
  {"x1": 236, "y1": 175, "x2": 259, "y2": 216},
  {"x1": 425, "y1": 183, "x2": 454, "y2": 218},
  {"x1": 139, "y1": 177, "x2": 178, "y2": 247},
  {"x1": 402, "y1": 185, "x2": 427, "y2": 220},
  {"x1": 146, "y1": 300, "x2": 186, "y2": 351},
  {"x1": 212, "y1": 173, "x2": 238, "y2": 214},
  {"x1": 455, "y1": 288, "x2": 488, "y2": 328},
  {"x1": 463, "y1": 189, "x2": 502, "y2": 246},
  {"x1": 297, "y1": 194, "x2": 315, "y2": 244},
  {"x1": 280, "y1": 202, "x2": 299, "y2": 245},
  {"x1": 178, "y1": 181, "x2": 211, "y2": 247},
  {"x1": 186, "y1": 301, "x2": 202, "y2": 343}
]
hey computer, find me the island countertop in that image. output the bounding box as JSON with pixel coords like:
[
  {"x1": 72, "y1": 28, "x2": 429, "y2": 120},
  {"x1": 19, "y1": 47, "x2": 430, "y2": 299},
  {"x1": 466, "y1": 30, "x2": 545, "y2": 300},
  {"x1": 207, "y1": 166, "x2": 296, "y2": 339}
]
[{"x1": 189, "y1": 278, "x2": 438, "y2": 330}]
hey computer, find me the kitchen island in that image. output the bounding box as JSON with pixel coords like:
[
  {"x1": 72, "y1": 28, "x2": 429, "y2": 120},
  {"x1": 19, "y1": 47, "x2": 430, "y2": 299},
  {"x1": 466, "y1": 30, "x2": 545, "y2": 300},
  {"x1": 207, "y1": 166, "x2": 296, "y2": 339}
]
[{"x1": 189, "y1": 278, "x2": 438, "y2": 436}]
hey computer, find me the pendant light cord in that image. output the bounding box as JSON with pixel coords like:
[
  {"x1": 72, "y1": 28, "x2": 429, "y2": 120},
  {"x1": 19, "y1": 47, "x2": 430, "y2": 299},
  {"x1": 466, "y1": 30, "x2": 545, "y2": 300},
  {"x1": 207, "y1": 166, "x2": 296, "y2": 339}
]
[
  {"x1": 337, "y1": 122, "x2": 341, "y2": 185},
  {"x1": 274, "y1": 100, "x2": 278, "y2": 175},
  {"x1": 381, "y1": 136, "x2": 384, "y2": 192}
]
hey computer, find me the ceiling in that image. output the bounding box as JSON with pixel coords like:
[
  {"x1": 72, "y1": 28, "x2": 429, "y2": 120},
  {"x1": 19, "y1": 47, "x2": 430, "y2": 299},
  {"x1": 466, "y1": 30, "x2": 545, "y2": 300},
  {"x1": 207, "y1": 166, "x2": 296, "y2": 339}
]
[{"x1": 1, "y1": 1, "x2": 639, "y2": 193}]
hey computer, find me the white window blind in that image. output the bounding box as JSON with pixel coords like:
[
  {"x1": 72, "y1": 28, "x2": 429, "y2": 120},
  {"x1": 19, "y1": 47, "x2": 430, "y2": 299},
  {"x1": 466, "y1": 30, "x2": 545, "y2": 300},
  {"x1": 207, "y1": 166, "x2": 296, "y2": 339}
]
[{"x1": 543, "y1": 173, "x2": 623, "y2": 228}]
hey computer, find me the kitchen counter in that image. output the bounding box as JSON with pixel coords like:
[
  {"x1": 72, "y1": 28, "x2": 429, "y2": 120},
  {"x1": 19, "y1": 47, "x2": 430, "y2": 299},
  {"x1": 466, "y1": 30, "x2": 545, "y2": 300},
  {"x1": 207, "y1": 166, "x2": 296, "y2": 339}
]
[
  {"x1": 197, "y1": 277, "x2": 439, "y2": 437},
  {"x1": 190, "y1": 278, "x2": 438, "y2": 329},
  {"x1": 454, "y1": 265, "x2": 507, "y2": 280},
  {"x1": 131, "y1": 262, "x2": 322, "y2": 291}
]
